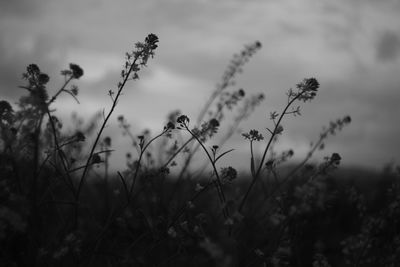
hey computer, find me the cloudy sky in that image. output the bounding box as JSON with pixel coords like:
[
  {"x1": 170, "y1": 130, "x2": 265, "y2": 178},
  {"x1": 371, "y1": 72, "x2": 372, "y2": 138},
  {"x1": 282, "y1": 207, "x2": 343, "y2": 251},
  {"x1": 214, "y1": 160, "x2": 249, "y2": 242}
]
[{"x1": 1, "y1": 0, "x2": 400, "y2": 172}]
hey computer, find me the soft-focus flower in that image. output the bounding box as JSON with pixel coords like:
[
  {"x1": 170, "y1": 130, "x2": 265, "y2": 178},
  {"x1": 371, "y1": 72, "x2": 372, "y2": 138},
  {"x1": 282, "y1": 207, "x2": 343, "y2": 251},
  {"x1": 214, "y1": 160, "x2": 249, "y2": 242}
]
[
  {"x1": 0, "y1": 100, "x2": 12, "y2": 116},
  {"x1": 275, "y1": 125, "x2": 284, "y2": 135},
  {"x1": 330, "y1": 153, "x2": 341, "y2": 165},
  {"x1": 221, "y1": 166, "x2": 237, "y2": 183},
  {"x1": 38, "y1": 73, "x2": 50, "y2": 85},
  {"x1": 71, "y1": 85, "x2": 79, "y2": 96},
  {"x1": 75, "y1": 131, "x2": 85, "y2": 142},
  {"x1": 91, "y1": 154, "x2": 102, "y2": 164},
  {"x1": 343, "y1": 115, "x2": 351, "y2": 124},
  {"x1": 104, "y1": 136, "x2": 111, "y2": 147},
  {"x1": 164, "y1": 121, "x2": 175, "y2": 130},
  {"x1": 209, "y1": 118, "x2": 219, "y2": 128}
]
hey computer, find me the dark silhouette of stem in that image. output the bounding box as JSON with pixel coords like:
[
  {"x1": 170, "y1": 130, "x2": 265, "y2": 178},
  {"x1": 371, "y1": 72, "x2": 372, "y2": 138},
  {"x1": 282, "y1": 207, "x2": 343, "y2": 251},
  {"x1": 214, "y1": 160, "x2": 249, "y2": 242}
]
[
  {"x1": 239, "y1": 90, "x2": 306, "y2": 212},
  {"x1": 74, "y1": 50, "x2": 145, "y2": 228}
]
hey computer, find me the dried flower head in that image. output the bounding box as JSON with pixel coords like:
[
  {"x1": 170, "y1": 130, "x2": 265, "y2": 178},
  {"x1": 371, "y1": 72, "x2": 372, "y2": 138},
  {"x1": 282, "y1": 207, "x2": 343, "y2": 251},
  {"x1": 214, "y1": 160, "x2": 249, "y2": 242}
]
[
  {"x1": 26, "y1": 64, "x2": 40, "y2": 76},
  {"x1": 242, "y1": 129, "x2": 264, "y2": 141},
  {"x1": 296, "y1": 77, "x2": 319, "y2": 102},
  {"x1": 177, "y1": 114, "x2": 190, "y2": 126},
  {"x1": 38, "y1": 73, "x2": 50, "y2": 85},
  {"x1": 69, "y1": 63, "x2": 84, "y2": 79},
  {"x1": 164, "y1": 121, "x2": 175, "y2": 131},
  {"x1": 145, "y1": 33, "x2": 159, "y2": 50}
]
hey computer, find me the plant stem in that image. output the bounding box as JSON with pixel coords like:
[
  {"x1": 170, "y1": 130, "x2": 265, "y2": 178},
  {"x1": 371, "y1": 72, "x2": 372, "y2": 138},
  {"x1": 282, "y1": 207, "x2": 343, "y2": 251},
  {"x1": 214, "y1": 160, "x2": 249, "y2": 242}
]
[
  {"x1": 239, "y1": 91, "x2": 305, "y2": 212},
  {"x1": 184, "y1": 125, "x2": 229, "y2": 219},
  {"x1": 75, "y1": 50, "x2": 144, "y2": 228}
]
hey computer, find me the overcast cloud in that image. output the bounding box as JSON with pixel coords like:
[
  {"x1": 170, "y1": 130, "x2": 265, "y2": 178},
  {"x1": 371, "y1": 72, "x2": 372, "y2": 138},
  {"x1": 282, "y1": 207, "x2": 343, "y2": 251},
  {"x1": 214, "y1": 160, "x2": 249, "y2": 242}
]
[{"x1": 1, "y1": 0, "x2": 399, "y2": 171}]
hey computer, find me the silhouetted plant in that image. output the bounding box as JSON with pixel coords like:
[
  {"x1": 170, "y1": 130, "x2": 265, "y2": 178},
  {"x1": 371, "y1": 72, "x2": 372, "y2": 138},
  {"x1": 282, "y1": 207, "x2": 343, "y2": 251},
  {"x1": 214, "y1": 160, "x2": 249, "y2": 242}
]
[{"x1": 2, "y1": 33, "x2": 399, "y2": 267}]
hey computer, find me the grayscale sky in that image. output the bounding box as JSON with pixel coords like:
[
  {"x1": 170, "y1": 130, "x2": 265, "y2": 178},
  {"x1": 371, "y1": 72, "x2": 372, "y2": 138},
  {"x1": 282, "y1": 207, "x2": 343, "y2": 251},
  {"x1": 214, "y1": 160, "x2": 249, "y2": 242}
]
[{"x1": 1, "y1": 0, "x2": 400, "y2": 172}]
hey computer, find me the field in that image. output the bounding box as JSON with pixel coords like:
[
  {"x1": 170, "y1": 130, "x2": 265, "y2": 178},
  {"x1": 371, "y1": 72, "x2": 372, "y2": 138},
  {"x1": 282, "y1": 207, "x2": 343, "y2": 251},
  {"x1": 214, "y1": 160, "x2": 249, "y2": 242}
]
[{"x1": 1, "y1": 34, "x2": 399, "y2": 266}]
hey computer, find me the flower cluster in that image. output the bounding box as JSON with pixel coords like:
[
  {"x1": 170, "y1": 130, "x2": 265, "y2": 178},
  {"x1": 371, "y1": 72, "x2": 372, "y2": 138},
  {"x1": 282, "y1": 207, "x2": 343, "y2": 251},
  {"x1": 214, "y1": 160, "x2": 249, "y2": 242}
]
[
  {"x1": 23, "y1": 64, "x2": 50, "y2": 87},
  {"x1": 193, "y1": 118, "x2": 220, "y2": 141},
  {"x1": 70, "y1": 64, "x2": 84, "y2": 79},
  {"x1": 177, "y1": 115, "x2": 220, "y2": 141},
  {"x1": 287, "y1": 77, "x2": 319, "y2": 102},
  {"x1": 219, "y1": 41, "x2": 262, "y2": 90},
  {"x1": 177, "y1": 114, "x2": 190, "y2": 127},
  {"x1": 321, "y1": 116, "x2": 352, "y2": 139},
  {"x1": 164, "y1": 121, "x2": 175, "y2": 131},
  {"x1": 21, "y1": 64, "x2": 50, "y2": 107},
  {"x1": 242, "y1": 129, "x2": 264, "y2": 141},
  {"x1": 60, "y1": 63, "x2": 84, "y2": 80},
  {"x1": 120, "y1": 33, "x2": 159, "y2": 84},
  {"x1": 217, "y1": 89, "x2": 246, "y2": 111}
]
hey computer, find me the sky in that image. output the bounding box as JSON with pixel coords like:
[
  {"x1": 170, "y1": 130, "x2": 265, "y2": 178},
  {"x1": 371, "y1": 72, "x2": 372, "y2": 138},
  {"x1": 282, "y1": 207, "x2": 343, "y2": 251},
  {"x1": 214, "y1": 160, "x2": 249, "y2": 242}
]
[{"x1": 1, "y1": 0, "x2": 400, "y2": 173}]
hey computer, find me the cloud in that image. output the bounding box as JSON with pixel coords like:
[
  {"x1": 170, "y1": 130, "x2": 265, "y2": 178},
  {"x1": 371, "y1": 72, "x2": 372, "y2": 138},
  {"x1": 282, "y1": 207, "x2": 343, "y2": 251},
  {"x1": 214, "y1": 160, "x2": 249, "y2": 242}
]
[{"x1": 1, "y1": 0, "x2": 400, "y2": 170}]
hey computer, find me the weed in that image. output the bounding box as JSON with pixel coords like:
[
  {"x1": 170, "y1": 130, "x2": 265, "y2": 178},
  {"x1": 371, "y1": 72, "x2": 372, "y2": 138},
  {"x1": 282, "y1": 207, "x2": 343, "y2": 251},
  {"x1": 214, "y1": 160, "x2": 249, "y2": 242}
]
[{"x1": 0, "y1": 34, "x2": 399, "y2": 266}]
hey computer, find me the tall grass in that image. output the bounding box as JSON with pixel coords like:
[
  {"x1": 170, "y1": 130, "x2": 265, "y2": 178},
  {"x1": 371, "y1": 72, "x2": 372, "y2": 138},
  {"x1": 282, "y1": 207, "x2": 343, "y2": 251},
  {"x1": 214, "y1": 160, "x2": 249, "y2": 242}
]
[{"x1": 1, "y1": 34, "x2": 399, "y2": 266}]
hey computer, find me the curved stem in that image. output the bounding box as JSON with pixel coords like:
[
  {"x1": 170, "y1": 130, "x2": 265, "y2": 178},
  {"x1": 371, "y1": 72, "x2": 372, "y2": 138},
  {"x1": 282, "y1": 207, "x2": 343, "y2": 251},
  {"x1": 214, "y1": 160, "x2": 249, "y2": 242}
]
[
  {"x1": 47, "y1": 76, "x2": 73, "y2": 105},
  {"x1": 184, "y1": 125, "x2": 228, "y2": 219},
  {"x1": 45, "y1": 108, "x2": 76, "y2": 197},
  {"x1": 76, "y1": 51, "x2": 143, "y2": 201},
  {"x1": 74, "y1": 51, "x2": 146, "y2": 230},
  {"x1": 161, "y1": 136, "x2": 194, "y2": 169},
  {"x1": 239, "y1": 91, "x2": 305, "y2": 212},
  {"x1": 128, "y1": 130, "x2": 167, "y2": 202}
]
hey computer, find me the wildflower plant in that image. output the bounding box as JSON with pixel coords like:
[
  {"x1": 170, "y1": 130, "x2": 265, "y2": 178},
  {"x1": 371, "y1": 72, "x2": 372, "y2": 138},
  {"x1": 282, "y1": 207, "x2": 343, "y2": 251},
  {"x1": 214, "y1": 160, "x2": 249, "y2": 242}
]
[
  {"x1": 77, "y1": 33, "x2": 159, "y2": 206},
  {"x1": 2, "y1": 32, "x2": 398, "y2": 267},
  {"x1": 239, "y1": 77, "x2": 324, "y2": 211}
]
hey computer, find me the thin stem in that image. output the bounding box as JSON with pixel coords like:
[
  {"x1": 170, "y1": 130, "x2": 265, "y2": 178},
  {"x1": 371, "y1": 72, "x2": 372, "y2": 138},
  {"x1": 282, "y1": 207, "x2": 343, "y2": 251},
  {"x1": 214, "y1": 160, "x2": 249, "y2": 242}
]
[
  {"x1": 161, "y1": 136, "x2": 194, "y2": 169},
  {"x1": 239, "y1": 91, "x2": 306, "y2": 212},
  {"x1": 73, "y1": 51, "x2": 146, "y2": 230},
  {"x1": 168, "y1": 180, "x2": 213, "y2": 227},
  {"x1": 196, "y1": 90, "x2": 221, "y2": 125},
  {"x1": 47, "y1": 76, "x2": 74, "y2": 105},
  {"x1": 184, "y1": 125, "x2": 228, "y2": 219},
  {"x1": 128, "y1": 130, "x2": 167, "y2": 202},
  {"x1": 45, "y1": 108, "x2": 76, "y2": 197},
  {"x1": 76, "y1": 51, "x2": 143, "y2": 204}
]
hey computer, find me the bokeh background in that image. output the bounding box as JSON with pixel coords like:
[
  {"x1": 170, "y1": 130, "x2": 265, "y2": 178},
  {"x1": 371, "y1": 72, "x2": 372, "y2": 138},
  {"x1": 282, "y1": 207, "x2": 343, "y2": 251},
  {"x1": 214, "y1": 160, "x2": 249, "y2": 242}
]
[{"x1": 1, "y1": 0, "x2": 399, "y2": 172}]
